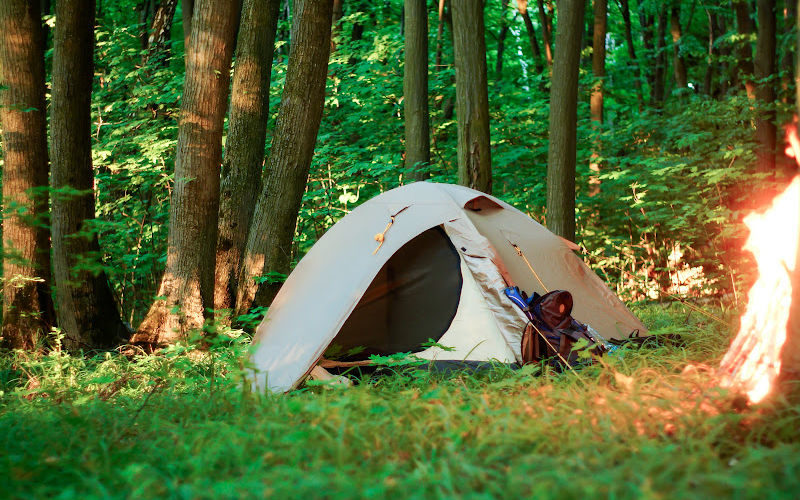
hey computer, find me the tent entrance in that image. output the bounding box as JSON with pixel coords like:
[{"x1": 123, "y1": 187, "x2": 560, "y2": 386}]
[{"x1": 329, "y1": 226, "x2": 462, "y2": 358}]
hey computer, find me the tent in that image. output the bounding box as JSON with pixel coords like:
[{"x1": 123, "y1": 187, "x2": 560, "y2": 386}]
[{"x1": 251, "y1": 182, "x2": 645, "y2": 392}]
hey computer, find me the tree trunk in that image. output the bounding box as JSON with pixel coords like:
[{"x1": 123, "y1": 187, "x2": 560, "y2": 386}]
[
  {"x1": 132, "y1": 0, "x2": 239, "y2": 346},
  {"x1": 755, "y1": 0, "x2": 776, "y2": 174},
  {"x1": 404, "y1": 0, "x2": 430, "y2": 181},
  {"x1": 51, "y1": 0, "x2": 128, "y2": 350},
  {"x1": 546, "y1": 0, "x2": 584, "y2": 242},
  {"x1": 215, "y1": 0, "x2": 280, "y2": 320},
  {"x1": 734, "y1": 0, "x2": 756, "y2": 98},
  {"x1": 181, "y1": 0, "x2": 193, "y2": 55},
  {"x1": 517, "y1": 0, "x2": 545, "y2": 74},
  {"x1": 235, "y1": 0, "x2": 333, "y2": 317},
  {"x1": 589, "y1": 0, "x2": 606, "y2": 196},
  {"x1": 617, "y1": 0, "x2": 643, "y2": 109},
  {"x1": 0, "y1": 0, "x2": 55, "y2": 350},
  {"x1": 537, "y1": 0, "x2": 553, "y2": 68},
  {"x1": 452, "y1": 0, "x2": 492, "y2": 194},
  {"x1": 496, "y1": 0, "x2": 510, "y2": 80},
  {"x1": 143, "y1": 0, "x2": 179, "y2": 66},
  {"x1": 590, "y1": 0, "x2": 606, "y2": 125},
  {"x1": 780, "y1": 0, "x2": 796, "y2": 103},
  {"x1": 138, "y1": 0, "x2": 155, "y2": 49},
  {"x1": 435, "y1": 0, "x2": 446, "y2": 70},
  {"x1": 651, "y1": 6, "x2": 668, "y2": 106},
  {"x1": 669, "y1": 0, "x2": 688, "y2": 90}
]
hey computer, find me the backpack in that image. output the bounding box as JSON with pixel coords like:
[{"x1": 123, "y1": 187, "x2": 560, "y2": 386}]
[{"x1": 504, "y1": 287, "x2": 609, "y2": 368}]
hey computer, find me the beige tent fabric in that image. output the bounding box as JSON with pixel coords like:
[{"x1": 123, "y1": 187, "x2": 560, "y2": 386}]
[
  {"x1": 415, "y1": 257, "x2": 518, "y2": 363},
  {"x1": 442, "y1": 218, "x2": 529, "y2": 360},
  {"x1": 251, "y1": 182, "x2": 646, "y2": 393}
]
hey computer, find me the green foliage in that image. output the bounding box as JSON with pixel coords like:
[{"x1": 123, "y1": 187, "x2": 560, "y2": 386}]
[{"x1": 3, "y1": 304, "x2": 800, "y2": 498}]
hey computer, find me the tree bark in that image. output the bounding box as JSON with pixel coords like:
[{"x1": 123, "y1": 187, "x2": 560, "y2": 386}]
[
  {"x1": 181, "y1": 0, "x2": 193, "y2": 55},
  {"x1": 537, "y1": 0, "x2": 553, "y2": 68},
  {"x1": 215, "y1": 0, "x2": 280, "y2": 319},
  {"x1": 51, "y1": 0, "x2": 128, "y2": 350},
  {"x1": 617, "y1": 0, "x2": 643, "y2": 109},
  {"x1": 0, "y1": 0, "x2": 55, "y2": 350},
  {"x1": 755, "y1": 0, "x2": 776, "y2": 173},
  {"x1": 734, "y1": 0, "x2": 756, "y2": 98},
  {"x1": 589, "y1": 0, "x2": 606, "y2": 196},
  {"x1": 404, "y1": 0, "x2": 430, "y2": 181},
  {"x1": 546, "y1": 0, "x2": 584, "y2": 242},
  {"x1": 235, "y1": 0, "x2": 333, "y2": 317},
  {"x1": 669, "y1": 0, "x2": 688, "y2": 90},
  {"x1": 517, "y1": 0, "x2": 545, "y2": 74},
  {"x1": 496, "y1": 0, "x2": 510, "y2": 80},
  {"x1": 451, "y1": 0, "x2": 491, "y2": 194},
  {"x1": 133, "y1": 0, "x2": 239, "y2": 346},
  {"x1": 142, "y1": 0, "x2": 179, "y2": 66}
]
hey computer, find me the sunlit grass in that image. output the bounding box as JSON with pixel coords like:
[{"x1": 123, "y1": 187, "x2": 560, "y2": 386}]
[{"x1": 2, "y1": 302, "x2": 799, "y2": 498}]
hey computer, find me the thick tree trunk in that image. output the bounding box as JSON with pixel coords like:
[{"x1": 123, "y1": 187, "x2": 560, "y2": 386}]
[
  {"x1": 51, "y1": 0, "x2": 128, "y2": 350},
  {"x1": 617, "y1": 0, "x2": 643, "y2": 110},
  {"x1": 734, "y1": 0, "x2": 756, "y2": 98},
  {"x1": 404, "y1": 0, "x2": 430, "y2": 181},
  {"x1": 651, "y1": 6, "x2": 668, "y2": 106},
  {"x1": 537, "y1": 0, "x2": 553, "y2": 68},
  {"x1": 669, "y1": 0, "x2": 688, "y2": 90},
  {"x1": 589, "y1": 0, "x2": 606, "y2": 196},
  {"x1": 517, "y1": 0, "x2": 545, "y2": 75},
  {"x1": 546, "y1": 0, "x2": 584, "y2": 242},
  {"x1": 142, "y1": 0, "x2": 179, "y2": 66},
  {"x1": 452, "y1": 0, "x2": 491, "y2": 194},
  {"x1": 133, "y1": 0, "x2": 239, "y2": 346},
  {"x1": 755, "y1": 0, "x2": 777, "y2": 173},
  {"x1": 235, "y1": 0, "x2": 333, "y2": 317},
  {"x1": 496, "y1": 0, "x2": 510, "y2": 80},
  {"x1": 181, "y1": 0, "x2": 193, "y2": 55},
  {"x1": 0, "y1": 0, "x2": 54, "y2": 350},
  {"x1": 215, "y1": 0, "x2": 280, "y2": 319}
]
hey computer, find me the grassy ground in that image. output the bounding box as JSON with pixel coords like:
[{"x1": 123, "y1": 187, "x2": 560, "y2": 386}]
[{"x1": 2, "y1": 302, "x2": 800, "y2": 499}]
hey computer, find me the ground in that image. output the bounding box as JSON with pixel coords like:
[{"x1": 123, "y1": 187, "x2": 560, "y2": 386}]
[{"x1": 2, "y1": 302, "x2": 800, "y2": 498}]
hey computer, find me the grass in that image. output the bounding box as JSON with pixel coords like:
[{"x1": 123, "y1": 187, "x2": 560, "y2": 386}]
[{"x1": 2, "y1": 302, "x2": 800, "y2": 499}]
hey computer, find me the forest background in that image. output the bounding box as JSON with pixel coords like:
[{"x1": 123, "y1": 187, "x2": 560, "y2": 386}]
[
  {"x1": 4, "y1": 1, "x2": 800, "y2": 497},
  {"x1": 0, "y1": 0, "x2": 796, "y2": 351}
]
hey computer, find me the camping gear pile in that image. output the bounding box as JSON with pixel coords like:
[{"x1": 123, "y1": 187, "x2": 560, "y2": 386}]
[{"x1": 250, "y1": 182, "x2": 646, "y2": 392}]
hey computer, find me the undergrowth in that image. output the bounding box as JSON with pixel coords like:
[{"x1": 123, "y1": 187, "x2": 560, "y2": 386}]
[{"x1": 2, "y1": 302, "x2": 800, "y2": 499}]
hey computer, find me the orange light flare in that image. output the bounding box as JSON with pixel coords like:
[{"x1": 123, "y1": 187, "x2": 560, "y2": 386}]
[{"x1": 718, "y1": 123, "x2": 800, "y2": 404}]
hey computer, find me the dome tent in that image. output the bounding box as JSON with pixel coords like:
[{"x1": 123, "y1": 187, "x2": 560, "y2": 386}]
[{"x1": 251, "y1": 182, "x2": 646, "y2": 392}]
